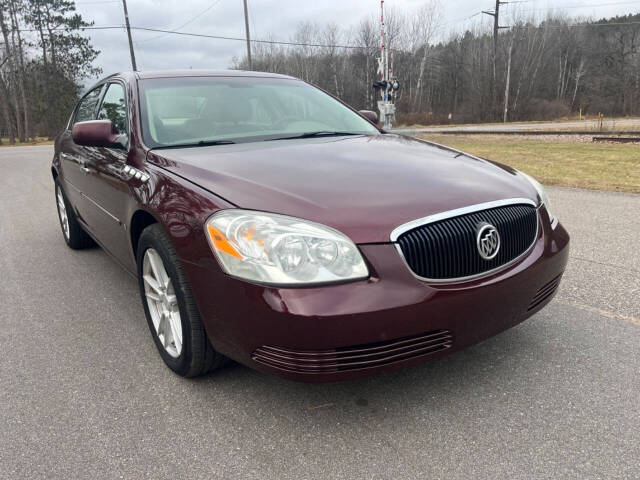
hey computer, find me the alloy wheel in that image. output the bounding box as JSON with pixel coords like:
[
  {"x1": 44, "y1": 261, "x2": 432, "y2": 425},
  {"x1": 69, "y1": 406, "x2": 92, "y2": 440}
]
[
  {"x1": 56, "y1": 185, "x2": 70, "y2": 240},
  {"x1": 142, "y1": 248, "x2": 183, "y2": 358}
]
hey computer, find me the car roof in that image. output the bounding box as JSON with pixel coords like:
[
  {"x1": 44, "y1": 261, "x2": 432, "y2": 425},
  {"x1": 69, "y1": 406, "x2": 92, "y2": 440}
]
[
  {"x1": 82, "y1": 70, "x2": 300, "y2": 96},
  {"x1": 138, "y1": 69, "x2": 296, "y2": 80},
  {"x1": 98, "y1": 70, "x2": 297, "y2": 82}
]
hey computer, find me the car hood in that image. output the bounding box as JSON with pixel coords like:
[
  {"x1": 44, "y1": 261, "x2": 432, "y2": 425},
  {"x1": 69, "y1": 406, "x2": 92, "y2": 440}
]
[{"x1": 148, "y1": 134, "x2": 539, "y2": 244}]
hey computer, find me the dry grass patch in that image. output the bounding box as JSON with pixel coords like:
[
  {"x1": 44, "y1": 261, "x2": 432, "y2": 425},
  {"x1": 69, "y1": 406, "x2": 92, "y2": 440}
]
[{"x1": 420, "y1": 134, "x2": 640, "y2": 194}]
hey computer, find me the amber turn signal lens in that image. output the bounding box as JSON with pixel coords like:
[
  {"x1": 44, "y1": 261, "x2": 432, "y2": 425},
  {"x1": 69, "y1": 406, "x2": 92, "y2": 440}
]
[{"x1": 207, "y1": 225, "x2": 242, "y2": 259}]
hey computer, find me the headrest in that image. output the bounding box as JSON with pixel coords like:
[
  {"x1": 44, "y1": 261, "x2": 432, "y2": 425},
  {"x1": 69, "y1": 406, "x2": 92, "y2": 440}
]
[{"x1": 203, "y1": 96, "x2": 253, "y2": 123}]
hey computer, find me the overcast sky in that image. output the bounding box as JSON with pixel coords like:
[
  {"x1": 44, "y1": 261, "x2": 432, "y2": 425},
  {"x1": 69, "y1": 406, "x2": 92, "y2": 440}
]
[{"x1": 75, "y1": 0, "x2": 640, "y2": 84}]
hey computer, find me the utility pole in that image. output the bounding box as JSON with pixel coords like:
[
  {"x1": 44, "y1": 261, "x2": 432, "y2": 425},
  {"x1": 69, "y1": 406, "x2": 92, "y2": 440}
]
[
  {"x1": 483, "y1": 0, "x2": 509, "y2": 118},
  {"x1": 121, "y1": 0, "x2": 137, "y2": 71},
  {"x1": 242, "y1": 0, "x2": 252, "y2": 70},
  {"x1": 503, "y1": 37, "x2": 513, "y2": 123}
]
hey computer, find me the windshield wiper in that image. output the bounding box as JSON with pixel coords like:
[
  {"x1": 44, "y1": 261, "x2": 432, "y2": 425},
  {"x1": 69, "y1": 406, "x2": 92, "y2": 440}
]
[
  {"x1": 266, "y1": 131, "x2": 363, "y2": 141},
  {"x1": 153, "y1": 139, "x2": 236, "y2": 150}
]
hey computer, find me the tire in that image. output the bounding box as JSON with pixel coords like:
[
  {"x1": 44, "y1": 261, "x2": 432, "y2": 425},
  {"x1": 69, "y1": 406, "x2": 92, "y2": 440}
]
[
  {"x1": 136, "y1": 223, "x2": 226, "y2": 377},
  {"x1": 55, "y1": 179, "x2": 95, "y2": 250}
]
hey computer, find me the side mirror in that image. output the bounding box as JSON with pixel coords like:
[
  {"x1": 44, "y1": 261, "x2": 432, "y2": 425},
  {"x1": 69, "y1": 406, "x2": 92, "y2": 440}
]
[
  {"x1": 72, "y1": 120, "x2": 125, "y2": 149},
  {"x1": 359, "y1": 110, "x2": 378, "y2": 125}
]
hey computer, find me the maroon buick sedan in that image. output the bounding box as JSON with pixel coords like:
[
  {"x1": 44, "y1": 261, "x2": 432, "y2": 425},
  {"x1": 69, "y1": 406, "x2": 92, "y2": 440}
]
[{"x1": 52, "y1": 70, "x2": 569, "y2": 381}]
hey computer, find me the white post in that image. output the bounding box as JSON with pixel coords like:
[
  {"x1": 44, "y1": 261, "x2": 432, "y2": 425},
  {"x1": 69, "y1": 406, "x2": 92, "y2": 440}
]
[
  {"x1": 377, "y1": 0, "x2": 395, "y2": 129},
  {"x1": 378, "y1": 1, "x2": 384, "y2": 103}
]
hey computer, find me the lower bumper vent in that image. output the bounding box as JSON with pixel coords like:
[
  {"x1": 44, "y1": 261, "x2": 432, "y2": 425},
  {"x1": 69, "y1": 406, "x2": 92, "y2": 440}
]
[
  {"x1": 252, "y1": 330, "x2": 454, "y2": 374},
  {"x1": 528, "y1": 274, "x2": 563, "y2": 311}
]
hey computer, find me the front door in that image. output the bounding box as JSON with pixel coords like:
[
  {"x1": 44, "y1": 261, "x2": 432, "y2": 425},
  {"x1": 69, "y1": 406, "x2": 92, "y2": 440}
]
[
  {"x1": 59, "y1": 84, "x2": 106, "y2": 224},
  {"x1": 79, "y1": 82, "x2": 135, "y2": 267}
]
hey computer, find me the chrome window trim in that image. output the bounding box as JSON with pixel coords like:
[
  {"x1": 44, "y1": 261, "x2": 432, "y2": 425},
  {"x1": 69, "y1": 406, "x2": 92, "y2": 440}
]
[{"x1": 390, "y1": 198, "x2": 540, "y2": 285}]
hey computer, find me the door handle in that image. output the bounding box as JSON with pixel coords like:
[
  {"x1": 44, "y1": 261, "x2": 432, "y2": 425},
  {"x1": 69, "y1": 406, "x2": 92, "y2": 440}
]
[
  {"x1": 61, "y1": 152, "x2": 85, "y2": 166},
  {"x1": 61, "y1": 152, "x2": 81, "y2": 164}
]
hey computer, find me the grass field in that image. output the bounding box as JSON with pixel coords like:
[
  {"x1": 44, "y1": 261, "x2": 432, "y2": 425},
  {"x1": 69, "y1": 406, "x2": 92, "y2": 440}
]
[{"x1": 420, "y1": 134, "x2": 640, "y2": 194}]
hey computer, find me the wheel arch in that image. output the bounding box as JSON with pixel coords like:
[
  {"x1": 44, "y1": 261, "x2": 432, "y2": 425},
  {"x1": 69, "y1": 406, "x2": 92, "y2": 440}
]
[{"x1": 130, "y1": 209, "x2": 160, "y2": 258}]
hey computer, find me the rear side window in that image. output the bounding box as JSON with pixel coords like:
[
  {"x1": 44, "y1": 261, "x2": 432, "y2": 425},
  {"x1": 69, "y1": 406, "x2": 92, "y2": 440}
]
[
  {"x1": 75, "y1": 86, "x2": 104, "y2": 124},
  {"x1": 97, "y1": 83, "x2": 128, "y2": 134}
]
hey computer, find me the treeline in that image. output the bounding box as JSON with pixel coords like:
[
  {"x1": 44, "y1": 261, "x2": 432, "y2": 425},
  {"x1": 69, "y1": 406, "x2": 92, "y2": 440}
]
[
  {"x1": 234, "y1": 7, "x2": 640, "y2": 125},
  {"x1": 2, "y1": 2, "x2": 639, "y2": 140},
  {"x1": 0, "y1": 0, "x2": 99, "y2": 143}
]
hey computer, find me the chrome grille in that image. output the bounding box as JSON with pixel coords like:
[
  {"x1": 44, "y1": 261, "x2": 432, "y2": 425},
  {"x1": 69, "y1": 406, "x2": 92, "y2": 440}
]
[{"x1": 395, "y1": 203, "x2": 538, "y2": 282}]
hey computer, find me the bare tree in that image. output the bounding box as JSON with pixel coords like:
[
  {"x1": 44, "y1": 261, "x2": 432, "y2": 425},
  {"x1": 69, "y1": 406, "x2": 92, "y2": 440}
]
[{"x1": 408, "y1": 1, "x2": 441, "y2": 112}]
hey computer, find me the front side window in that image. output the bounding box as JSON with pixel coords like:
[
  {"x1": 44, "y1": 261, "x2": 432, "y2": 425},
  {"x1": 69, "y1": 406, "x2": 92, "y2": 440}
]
[
  {"x1": 98, "y1": 83, "x2": 128, "y2": 134},
  {"x1": 138, "y1": 76, "x2": 379, "y2": 148},
  {"x1": 75, "y1": 86, "x2": 104, "y2": 124}
]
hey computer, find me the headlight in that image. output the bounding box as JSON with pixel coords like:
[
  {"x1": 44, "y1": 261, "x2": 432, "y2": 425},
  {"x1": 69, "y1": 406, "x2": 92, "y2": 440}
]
[
  {"x1": 521, "y1": 172, "x2": 556, "y2": 226},
  {"x1": 205, "y1": 210, "x2": 369, "y2": 286}
]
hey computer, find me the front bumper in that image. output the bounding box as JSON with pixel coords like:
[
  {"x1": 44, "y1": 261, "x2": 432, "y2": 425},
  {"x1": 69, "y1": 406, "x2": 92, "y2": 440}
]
[{"x1": 184, "y1": 212, "x2": 570, "y2": 382}]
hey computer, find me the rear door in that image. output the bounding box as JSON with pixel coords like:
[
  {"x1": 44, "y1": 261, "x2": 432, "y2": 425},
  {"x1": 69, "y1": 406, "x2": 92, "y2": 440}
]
[
  {"x1": 58, "y1": 85, "x2": 105, "y2": 223},
  {"x1": 79, "y1": 81, "x2": 135, "y2": 266}
]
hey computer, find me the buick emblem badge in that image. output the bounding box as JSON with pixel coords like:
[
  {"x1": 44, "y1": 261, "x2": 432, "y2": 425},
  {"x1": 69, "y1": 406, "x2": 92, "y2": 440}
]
[{"x1": 476, "y1": 223, "x2": 501, "y2": 260}]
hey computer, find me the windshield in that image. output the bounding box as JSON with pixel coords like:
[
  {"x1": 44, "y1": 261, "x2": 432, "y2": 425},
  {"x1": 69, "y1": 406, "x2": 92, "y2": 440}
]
[{"x1": 138, "y1": 76, "x2": 379, "y2": 148}]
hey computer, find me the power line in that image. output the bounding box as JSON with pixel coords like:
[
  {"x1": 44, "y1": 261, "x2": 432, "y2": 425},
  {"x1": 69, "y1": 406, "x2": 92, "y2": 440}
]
[
  {"x1": 444, "y1": 0, "x2": 639, "y2": 30},
  {"x1": 135, "y1": 0, "x2": 223, "y2": 44},
  {"x1": 442, "y1": 1, "x2": 534, "y2": 29},
  {"x1": 442, "y1": 11, "x2": 484, "y2": 27},
  {"x1": 16, "y1": 20, "x2": 640, "y2": 47},
  {"x1": 34, "y1": 25, "x2": 364, "y2": 49},
  {"x1": 130, "y1": 21, "x2": 640, "y2": 41},
  {"x1": 129, "y1": 26, "x2": 368, "y2": 49}
]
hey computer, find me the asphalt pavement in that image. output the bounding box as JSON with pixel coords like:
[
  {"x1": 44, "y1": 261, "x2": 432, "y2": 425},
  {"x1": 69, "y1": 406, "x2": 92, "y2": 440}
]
[{"x1": 1, "y1": 145, "x2": 639, "y2": 479}]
